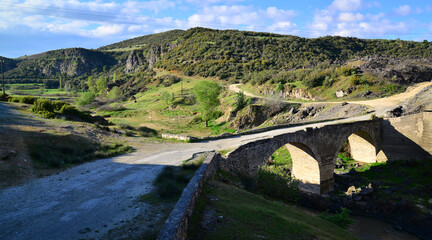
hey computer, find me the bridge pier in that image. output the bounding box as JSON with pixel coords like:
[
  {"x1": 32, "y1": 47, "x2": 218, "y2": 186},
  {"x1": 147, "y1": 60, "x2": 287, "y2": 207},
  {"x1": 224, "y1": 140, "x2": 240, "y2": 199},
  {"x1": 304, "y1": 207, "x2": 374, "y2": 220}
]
[{"x1": 423, "y1": 104, "x2": 432, "y2": 156}]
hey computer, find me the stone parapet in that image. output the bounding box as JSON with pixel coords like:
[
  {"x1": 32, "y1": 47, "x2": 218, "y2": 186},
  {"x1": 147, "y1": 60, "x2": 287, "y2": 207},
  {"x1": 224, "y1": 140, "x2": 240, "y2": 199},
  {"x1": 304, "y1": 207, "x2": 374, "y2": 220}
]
[{"x1": 157, "y1": 152, "x2": 221, "y2": 240}]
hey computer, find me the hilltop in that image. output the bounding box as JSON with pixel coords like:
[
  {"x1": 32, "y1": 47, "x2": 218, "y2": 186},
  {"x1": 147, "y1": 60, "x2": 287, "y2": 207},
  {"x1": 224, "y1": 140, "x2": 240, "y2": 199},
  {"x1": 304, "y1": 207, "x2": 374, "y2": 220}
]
[{"x1": 2, "y1": 28, "x2": 432, "y2": 96}]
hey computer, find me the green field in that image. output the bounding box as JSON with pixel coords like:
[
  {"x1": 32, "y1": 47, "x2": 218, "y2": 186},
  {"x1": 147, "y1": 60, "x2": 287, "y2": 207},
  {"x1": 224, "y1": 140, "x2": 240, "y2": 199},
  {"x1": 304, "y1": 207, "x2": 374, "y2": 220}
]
[
  {"x1": 188, "y1": 180, "x2": 358, "y2": 240},
  {"x1": 97, "y1": 70, "x2": 235, "y2": 137},
  {"x1": 5, "y1": 83, "x2": 70, "y2": 96}
]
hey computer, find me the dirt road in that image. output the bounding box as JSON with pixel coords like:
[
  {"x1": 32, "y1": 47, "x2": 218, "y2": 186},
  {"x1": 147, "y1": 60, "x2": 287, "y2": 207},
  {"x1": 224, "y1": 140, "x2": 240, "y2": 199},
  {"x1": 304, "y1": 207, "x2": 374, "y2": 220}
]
[
  {"x1": 229, "y1": 82, "x2": 432, "y2": 115},
  {"x1": 1, "y1": 81, "x2": 430, "y2": 240}
]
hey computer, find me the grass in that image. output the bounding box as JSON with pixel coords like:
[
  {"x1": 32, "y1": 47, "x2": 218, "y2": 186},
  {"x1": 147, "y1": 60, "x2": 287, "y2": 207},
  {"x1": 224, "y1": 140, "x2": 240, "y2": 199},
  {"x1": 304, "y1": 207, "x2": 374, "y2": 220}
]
[
  {"x1": 187, "y1": 180, "x2": 358, "y2": 240},
  {"x1": 134, "y1": 158, "x2": 203, "y2": 240},
  {"x1": 99, "y1": 70, "x2": 234, "y2": 137},
  {"x1": 139, "y1": 153, "x2": 208, "y2": 203},
  {"x1": 6, "y1": 83, "x2": 70, "y2": 96},
  {"x1": 216, "y1": 148, "x2": 234, "y2": 157},
  {"x1": 28, "y1": 133, "x2": 134, "y2": 168},
  {"x1": 271, "y1": 145, "x2": 292, "y2": 168}
]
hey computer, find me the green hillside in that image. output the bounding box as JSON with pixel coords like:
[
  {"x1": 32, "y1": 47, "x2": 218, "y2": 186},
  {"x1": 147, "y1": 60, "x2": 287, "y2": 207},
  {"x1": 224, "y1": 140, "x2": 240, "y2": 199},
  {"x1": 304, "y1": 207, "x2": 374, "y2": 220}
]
[{"x1": 3, "y1": 27, "x2": 432, "y2": 99}]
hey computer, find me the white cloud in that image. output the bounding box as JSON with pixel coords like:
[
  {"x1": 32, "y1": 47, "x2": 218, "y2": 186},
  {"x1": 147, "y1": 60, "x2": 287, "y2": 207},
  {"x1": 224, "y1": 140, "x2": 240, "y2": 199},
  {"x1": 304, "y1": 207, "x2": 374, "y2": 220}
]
[
  {"x1": 187, "y1": 5, "x2": 260, "y2": 28},
  {"x1": 331, "y1": 0, "x2": 364, "y2": 12},
  {"x1": 338, "y1": 12, "x2": 364, "y2": 22},
  {"x1": 267, "y1": 21, "x2": 297, "y2": 34},
  {"x1": 0, "y1": 0, "x2": 179, "y2": 37},
  {"x1": 87, "y1": 24, "x2": 125, "y2": 37},
  {"x1": 265, "y1": 7, "x2": 296, "y2": 22},
  {"x1": 308, "y1": 2, "x2": 410, "y2": 39},
  {"x1": 187, "y1": 5, "x2": 298, "y2": 33},
  {"x1": 185, "y1": 0, "x2": 245, "y2": 7},
  {"x1": 394, "y1": 5, "x2": 412, "y2": 16}
]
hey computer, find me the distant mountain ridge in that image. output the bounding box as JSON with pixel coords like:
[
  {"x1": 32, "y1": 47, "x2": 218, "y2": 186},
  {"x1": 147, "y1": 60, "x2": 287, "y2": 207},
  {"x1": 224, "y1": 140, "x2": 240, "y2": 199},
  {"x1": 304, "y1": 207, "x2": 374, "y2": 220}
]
[{"x1": 3, "y1": 27, "x2": 432, "y2": 87}]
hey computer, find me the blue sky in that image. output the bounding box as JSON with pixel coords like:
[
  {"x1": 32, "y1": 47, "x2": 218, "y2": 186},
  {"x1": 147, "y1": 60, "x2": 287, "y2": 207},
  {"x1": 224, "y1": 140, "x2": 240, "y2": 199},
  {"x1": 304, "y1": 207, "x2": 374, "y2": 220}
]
[{"x1": 1, "y1": 0, "x2": 432, "y2": 58}]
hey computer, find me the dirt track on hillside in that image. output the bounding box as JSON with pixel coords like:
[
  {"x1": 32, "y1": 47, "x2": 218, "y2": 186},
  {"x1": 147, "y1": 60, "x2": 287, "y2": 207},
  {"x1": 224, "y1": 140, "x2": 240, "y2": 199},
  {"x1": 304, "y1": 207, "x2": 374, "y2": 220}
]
[{"x1": 229, "y1": 82, "x2": 432, "y2": 115}]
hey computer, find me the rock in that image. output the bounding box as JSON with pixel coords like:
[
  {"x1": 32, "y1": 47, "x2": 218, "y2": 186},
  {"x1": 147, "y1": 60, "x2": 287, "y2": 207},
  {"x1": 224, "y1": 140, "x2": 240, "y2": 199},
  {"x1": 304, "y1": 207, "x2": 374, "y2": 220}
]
[
  {"x1": 385, "y1": 106, "x2": 404, "y2": 118},
  {"x1": 346, "y1": 186, "x2": 361, "y2": 196},
  {"x1": 336, "y1": 90, "x2": 346, "y2": 98},
  {"x1": 353, "y1": 196, "x2": 362, "y2": 201},
  {"x1": 362, "y1": 91, "x2": 372, "y2": 97},
  {"x1": 335, "y1": 158, "x2": 343, "y2": 169},
  {"x1": 341, "y1": 102, "x2": 348, "y2": 106}
]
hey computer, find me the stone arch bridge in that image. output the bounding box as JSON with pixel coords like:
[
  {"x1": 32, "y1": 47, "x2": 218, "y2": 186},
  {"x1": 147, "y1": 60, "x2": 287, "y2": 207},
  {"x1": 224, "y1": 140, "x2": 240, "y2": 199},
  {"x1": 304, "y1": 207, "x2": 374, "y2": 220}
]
[{"x1": 221, "y1": 108, "x2": 432, "y2": 194}]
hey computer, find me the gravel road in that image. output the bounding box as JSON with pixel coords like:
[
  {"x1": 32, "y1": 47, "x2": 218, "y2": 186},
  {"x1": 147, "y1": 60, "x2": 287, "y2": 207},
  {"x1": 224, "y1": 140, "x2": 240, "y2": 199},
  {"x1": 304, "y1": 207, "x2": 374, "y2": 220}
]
[{"x1": 0, "y1": 115, "x2": 371, "y2": 240}]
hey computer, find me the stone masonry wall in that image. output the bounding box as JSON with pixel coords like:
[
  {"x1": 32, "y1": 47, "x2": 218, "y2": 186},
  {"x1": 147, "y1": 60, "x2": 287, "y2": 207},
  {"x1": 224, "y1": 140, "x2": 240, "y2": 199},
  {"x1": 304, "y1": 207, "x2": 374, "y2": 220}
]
[
  {"x1": 381, "y1": 112, "x2": 430, "y2": 160},
  {"x1": 157, "y1": 152, "x2": 221, "y2": 240}
]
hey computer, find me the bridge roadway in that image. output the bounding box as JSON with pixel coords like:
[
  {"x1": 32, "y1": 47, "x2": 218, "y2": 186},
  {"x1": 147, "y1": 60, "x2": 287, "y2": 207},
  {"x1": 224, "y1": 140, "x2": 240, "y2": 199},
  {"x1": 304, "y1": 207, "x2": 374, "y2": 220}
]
[{"x1": 0, "y1": 106, "x2": 373, "y2": 240}]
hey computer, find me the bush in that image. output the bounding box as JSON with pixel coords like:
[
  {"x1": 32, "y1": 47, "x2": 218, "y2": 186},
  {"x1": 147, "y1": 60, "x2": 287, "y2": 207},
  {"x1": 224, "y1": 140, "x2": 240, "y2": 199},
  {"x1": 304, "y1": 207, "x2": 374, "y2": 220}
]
[
  {"x1": 31, "y1": 99, "x2": 54, "y2": 114},
  {"x1": 108, "y1": 86, "x2": 122, "y2": 99},
  {"x1": 19, "y1": 96, "x2": 38, "y2": 104},
  {"x1": 153, "y1": 166, "x2": 190, "y2": 199},
  {"x1": 6, "y1": 95, "x2": 37, "y2": 104},
  {"x1": 8, "y1": 96, "x2": 20, "y2": 103},
  {"x1": 256, "y1": 165, "x2": 299, "y2": 203},
  {"x1": 319, "y1": 208, "x2": 354, "y2": 229},
  {"x1": 349, "y1": 75, "x2": 361, "y2": 85},
  {"x1": 0, "y1": 94, "x2": 10, "y2": 102},
  {"x1": 52, "y1": 100, "x2": 69, "y2": 111},
  {"x1": 75, "y1": 92, "x2": 95, "y2": 106},
  {"x1": 119, "y1": 124, "x2": 135, "y2": 130},
  {"x1": 137, "y1": 126, "x2": 158, "y2": 137}
]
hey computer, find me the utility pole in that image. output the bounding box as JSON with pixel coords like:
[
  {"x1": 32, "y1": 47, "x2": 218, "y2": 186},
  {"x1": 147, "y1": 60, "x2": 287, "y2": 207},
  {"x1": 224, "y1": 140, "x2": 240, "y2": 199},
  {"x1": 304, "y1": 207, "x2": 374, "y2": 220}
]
[{"x1": 1, "y1": 60, "x2": 5, "y2": 96}]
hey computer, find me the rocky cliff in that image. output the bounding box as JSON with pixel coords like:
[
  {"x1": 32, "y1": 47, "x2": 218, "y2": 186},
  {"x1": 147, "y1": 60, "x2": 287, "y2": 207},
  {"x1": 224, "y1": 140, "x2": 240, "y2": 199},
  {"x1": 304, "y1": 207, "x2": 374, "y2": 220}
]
[
  {"x1": 4, "y1": 48, "x2": 116, "y2": 79},
  {"x1": 358, "y1": 56, "x2": 432, "y2": 84}
]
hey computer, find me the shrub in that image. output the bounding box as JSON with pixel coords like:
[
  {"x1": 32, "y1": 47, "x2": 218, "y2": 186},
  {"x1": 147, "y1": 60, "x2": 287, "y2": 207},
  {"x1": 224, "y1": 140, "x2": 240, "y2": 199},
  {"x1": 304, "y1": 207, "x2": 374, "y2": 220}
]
[
  {"x1": 124, "y1": 130, "x2": 134, "y2": 137},
  {"x1": 52, "y1": 100, "x2": 69, "y2": 111},
  {"x1": 75, "y1": 92, "x2": 95, "y2": 106},
  {"x1": 319, "y1": 208, "x2": 354, "y2": 229},
  {"x1": 119, "y1": 124, "x2": 135, "y2": 130},
  {"x1": 19, "y1": 96, "x2": 38, "y2": 104},
  {"x1": 382, "y1": 84, "x2": 402, "y2": 94},
  {"x1": 182, "y1": 154, "x2": 206, "y2": 170},
  {"x1": 153, "y1": 166, "x2": 190, "y2": 199},
  {"x1": 8, "y1": 96, "x2": 20, "y2": 103},
  {"x1": 256, "y1": 165, "x2": 299, "y2": 203},
  {"x1": 137, "y1": 126, "x2": 158, "y2": 137},
  {"x1": 234, "y1": 91, "x2": 248, "y2": 111},
  {"x1": 108, "y1": 86, "x2": 122, "y2": 99},
  {"x1": 31, "y1": 99, "x2": 54, "y2": 116},
  {"x1": 349, "y1": 75, "x2": 361, "y2": 85},
  {"x1": 336, "y1": 65, "x2": 357, "y2": 77}
]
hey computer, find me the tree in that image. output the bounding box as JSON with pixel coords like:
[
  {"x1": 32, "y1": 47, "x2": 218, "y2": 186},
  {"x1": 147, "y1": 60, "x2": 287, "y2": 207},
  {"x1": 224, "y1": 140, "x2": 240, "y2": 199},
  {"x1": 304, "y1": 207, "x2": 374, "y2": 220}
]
[
  {"x1": 96, "y1": 77, "x2": 108, "y2": 96},
  {"x1": 109, "y1": 86, "x2": 121, "y2": 99},
  {"x1": 75, "y1": 92, "x2": 95, "y2": 106},
  {"x1": 112, "y1": 73, "x2": 117, "y2": 83},
  {"x1": 234, "y1": 91, "x2": 247, "y2": 111},
  {"x1": 193, "y1": 80, "x2": 222, "y2": 127},
  {"x1": 161, "y1": 91, "x2": 175, "y2": 108},
  {"x1": 87, "y1": 76, "x2": 97, "y2": 94}
]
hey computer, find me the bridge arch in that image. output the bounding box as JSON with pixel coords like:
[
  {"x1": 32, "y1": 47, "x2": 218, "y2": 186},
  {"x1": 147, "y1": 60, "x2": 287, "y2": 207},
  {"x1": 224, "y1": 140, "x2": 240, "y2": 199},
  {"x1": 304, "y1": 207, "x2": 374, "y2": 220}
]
[
  {"x1": 286, "y1": 143, "x2": 321, "y2": 194},
  {"x1": 222, "y1": 119, "x2": 383, "y2": 195},
  {"x1": 334, "y1": 129, "x2": 378, "y2": 164}
]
